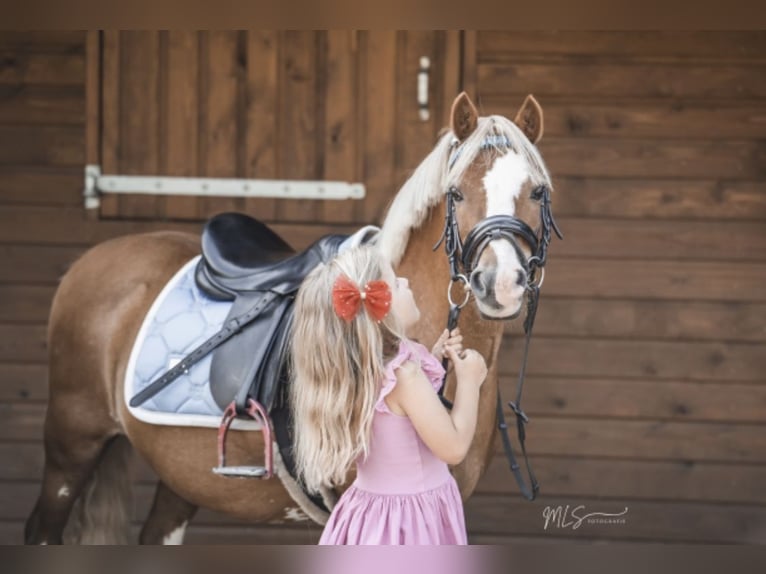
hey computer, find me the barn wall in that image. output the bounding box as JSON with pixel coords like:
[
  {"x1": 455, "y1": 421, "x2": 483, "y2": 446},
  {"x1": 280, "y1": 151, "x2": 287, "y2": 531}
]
[
  {"x1": 1, "y1": 31, "x2": 765, "y2": 545},
  {"x1": 466, "y1": 31, "x2": 766, "y2": 543}
]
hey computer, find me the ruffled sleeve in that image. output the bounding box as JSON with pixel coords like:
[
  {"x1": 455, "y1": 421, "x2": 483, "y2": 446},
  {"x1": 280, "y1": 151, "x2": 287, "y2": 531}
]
[{"x1": 376, "y1": 339, "x2": 447, "y2": 414}]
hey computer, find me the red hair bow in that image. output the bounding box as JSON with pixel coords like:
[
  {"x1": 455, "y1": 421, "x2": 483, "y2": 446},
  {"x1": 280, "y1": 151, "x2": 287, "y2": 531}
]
[{"x1": 332, "y1": 275, "x2": 392, "y2": 323}]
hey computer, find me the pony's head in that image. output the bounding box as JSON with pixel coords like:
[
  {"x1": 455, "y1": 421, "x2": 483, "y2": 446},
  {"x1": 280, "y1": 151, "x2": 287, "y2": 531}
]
[{"x1": 379, "y1": 91, "x2": 554, "y2": 320}]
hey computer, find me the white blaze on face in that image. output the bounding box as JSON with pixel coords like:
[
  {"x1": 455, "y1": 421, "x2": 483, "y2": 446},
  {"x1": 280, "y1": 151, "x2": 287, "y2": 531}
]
[
  {"x1": 162, "y1": 521, "x2": 188, "y2": 545},
  {"x1": 57, "y1": 485, "x2": 70, "y2": 498},
  {"x1": 481, "y1": 151, "x2": 530, "y2": 310}
]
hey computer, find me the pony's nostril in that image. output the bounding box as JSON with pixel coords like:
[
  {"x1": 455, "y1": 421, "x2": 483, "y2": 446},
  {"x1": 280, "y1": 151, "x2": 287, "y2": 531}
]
[
  {"x1": 516, "y1": 269, "x2": 526, "y2": 286},
  {"x1": 471, "y1": 271, "x2": 485, "y2": 296}
]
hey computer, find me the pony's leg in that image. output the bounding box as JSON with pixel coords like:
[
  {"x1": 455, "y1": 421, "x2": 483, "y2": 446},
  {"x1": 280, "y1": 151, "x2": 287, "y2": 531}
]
[
  {"x1": 139, "y1": 481, "x2": 198, "y2": 545},
  {"x1": 24, "y1": 428, "x2": 119, "y2": 545}
]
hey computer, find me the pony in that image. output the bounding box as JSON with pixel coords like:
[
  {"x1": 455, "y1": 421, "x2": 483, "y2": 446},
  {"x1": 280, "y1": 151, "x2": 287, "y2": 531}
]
[{"x1": 24, "y1": 91, "x2": 555, "y2": 544}]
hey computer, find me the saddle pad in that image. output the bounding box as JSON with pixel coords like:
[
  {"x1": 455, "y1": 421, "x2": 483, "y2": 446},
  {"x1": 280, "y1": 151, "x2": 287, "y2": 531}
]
[
  {"x1": 124, "y1": 255, "x2": 264, "y2": 430},
  {"x1": 123, "y1": 225, "x2": 380, "y2": 430}
]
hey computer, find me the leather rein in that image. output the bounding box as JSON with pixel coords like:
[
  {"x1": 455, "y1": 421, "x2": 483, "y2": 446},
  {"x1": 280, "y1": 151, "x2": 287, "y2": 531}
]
[{"x1": 432, "y1": 137, "x2": 563, "y2": 501}]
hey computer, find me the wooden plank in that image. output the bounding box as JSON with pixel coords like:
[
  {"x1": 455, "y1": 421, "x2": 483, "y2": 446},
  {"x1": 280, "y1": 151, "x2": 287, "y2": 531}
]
[
  {"x1": 0, "y1": 325, "x2": 46, "y2": 363},
  {"x1": 0, "y1": 364, "x2": 48, "y2": 401},
  {"x1": 0, "y1": 167, "x2": 82, "y2": 205},
  {"x1": 504, "y1": 377, "x2": 766, "y2": 423},
  {"x1": 243, "y1": 30, "x2": 278, "y2": 221},
  {"x1": 4, "y1": 403, "x2": 766, "y2": 462},
  {"x1": 465, "y1": 495, "x2": 766, "y2": 543},
  {"x1": 0, "y1": 245, "x2": 85, "y2": 284},
  {"x1": 319, "y1": 30, "x2": 358, "y2": 224},
  {"x1": 483, "y1": 98, "x2": 766, "y2": 140},
  {"x1": 478, "y1": 455, "x2": 766, "y2": 504},
  {"x1": 538, "y1": 137, "x2": 766, "y2": 179},
  {"x1": 162, "y1": 31, "x2": 201, "y2": 220},
  {"x1": 0, "y1": 125, "x2": 83, "y2": 166},
  {"x1": 477, "y1": 62, "x2": 766, "y2": 100},
  {"x1": 439, "y1": 31, "x2": 462, "y2": 128},
  {"x1": 550, "y1": 178, "x2": 766, "y2": 221},
  {"x1": 548, "y1": 218, "x2": 766, "y2": 261},
  {"x1": 99, "y1": 30, "x2": 121, "y2": 218},
  {"x1": 513, "y1": 298, "x2": 766, "y2": 343},
  {"x1": 399, "y1": 32, "x2": 441, "y2": 176},
  {"x1": 462, "y1": 31, "x2": 478, "y2": 103},
  {"x1": 477, "y1": 31, "x2": 766, "y2": 62},
  {"x1": 0, "y1": 84, "x2": 84, "y2": 125},
  {"x1": 498, "y1": 336, "x2": 765, "y2": 382},
  {"x1": 543, "y1": 259, "x2": 766, "y2": 302},
  {"x1": 0, "y1": 32, "x2": 86, "y2": 53},
  {"x1": 0, "y1": 478, "x2": 764, "y2": 543},
  {"x1": 361, "y1": 31, "x2": 397, "y2": 223},
  {"x1": 199, "y1": 31, "x2": 242, "y2": 217},
  {"x1": 0, "y1": 52, "x2": 84, "y2": 85},
  {"x1": 117, "y1": 31, "x2": 160, "y2": 219},
  {"x1": 277, "y1": 31, "x2": 319, "y2": 223},
  {"x1": 0, "y1": 285, "x2": 55, "y2": 322},
  {"x1": 84, "y1": 31, "x2": 99, "y2": 167}
]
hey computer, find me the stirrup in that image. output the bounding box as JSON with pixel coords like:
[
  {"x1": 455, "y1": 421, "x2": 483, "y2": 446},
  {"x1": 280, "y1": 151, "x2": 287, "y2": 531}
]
[{"x1": 212, "y1": 399, "x2": 273, "y2": 479}]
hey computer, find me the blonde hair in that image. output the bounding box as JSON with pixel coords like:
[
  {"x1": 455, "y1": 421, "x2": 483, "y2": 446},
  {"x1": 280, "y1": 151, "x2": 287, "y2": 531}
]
[{"x1": 289, "y1": 246, "x2": 402, "y2": 494}]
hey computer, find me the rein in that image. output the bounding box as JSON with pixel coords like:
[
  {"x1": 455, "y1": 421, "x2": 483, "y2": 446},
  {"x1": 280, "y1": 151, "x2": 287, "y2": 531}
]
[{"x1": 433, "y1": 139, "x2": 562, "y2": 501}]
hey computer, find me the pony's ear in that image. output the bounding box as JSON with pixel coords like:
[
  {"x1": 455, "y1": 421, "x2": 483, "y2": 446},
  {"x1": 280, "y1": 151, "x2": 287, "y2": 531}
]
[
  {"x1": 450, "y1": 92, "x2": 479, "y2": 141},
  {"x1": 513, "y1": 94, "x2": 544, "y2": 144}
]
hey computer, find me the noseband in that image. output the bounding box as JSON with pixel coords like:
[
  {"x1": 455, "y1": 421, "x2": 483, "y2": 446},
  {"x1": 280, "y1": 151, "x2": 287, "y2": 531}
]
[{"x1": 433, "y1": 135, "x2": 563, "y2": 501}]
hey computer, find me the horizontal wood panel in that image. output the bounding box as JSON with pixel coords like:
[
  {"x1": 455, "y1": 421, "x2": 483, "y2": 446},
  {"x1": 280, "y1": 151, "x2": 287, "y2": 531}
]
[
  {"x1": 484, "y1": 99, "x2": 766, "y2": 140},
  {"x1": 549, "y1": 218, "x2": 766, "y2": 261},
  {"x1": 0, "y1": 167, "x2": 83, "y2": 206},
  {"x1": 0, "y1": 206, "x2": 360, "y2": 249},
  {"x1": 0, "y1": 245, "x2": 85, "y2": 284},
  {"x1": 0, "y1": 32, "x2": 85, "y2": 53},
  {"x1": 514, "y1": 299, "x2": 766, "y2": 343},
  {"x1": 0, "y1": 52, "x2": 84, "y2": 85},
  {"x1": 538, "y1": 138, "x2": 766, "y2": 179},
  {"x1": 478, "y1": 63, "x2": 766, "y2": 99},
  {"x1": 501, "y1": 377, "x2": 766, "y2": 423},
  {"x1": 3, "y1": 405, "x2": 765, "y2": 462},
  {"x1": 498, "y1": 337, "x2": 764, "y2": 381},
  {"x1": 2, "y1": 206, "x2": 765, "y2": 263},
  {"x1": 0, "y1": 480, "x2": 763, "y2": 543},
  {"x1": 551, "y1": 178, "x2": 766, "y2": 220},
  {"x1": 0, "y1": 84, "x2": 84, "y2": 125},
  {"x1": 0, "y1": 325, "x2": 46, "y2": 363},
  {"x1": 543, "y1": 259, "x2": 766, "y2": 302},
  {"x1": 0, "y1": 285, "x2": 55, "y2": 322},
  {"x1": 0, "y1": 126, "x2": 84, "y2": 167},
  {"x1": 465, "y1": 495, "x2": 766, "y2": 543},
  {"x1": 478, "y1": 455, "x2": 766, "y2": 504},
  {"x1": 0, "y1": 364, "x2": 48, "y2": 401},
  {"x1": 10, "y1": 442, "x2": 762, "y2": 505},
  {"x1": 477, "y1": 31, "x2": 766, "y2": 61}
]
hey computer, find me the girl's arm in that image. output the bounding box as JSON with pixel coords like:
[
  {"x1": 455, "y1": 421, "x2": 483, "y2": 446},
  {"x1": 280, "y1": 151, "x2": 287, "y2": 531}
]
[{"x1": 386, "y1": 347, "x2": 487, "y2": 465}]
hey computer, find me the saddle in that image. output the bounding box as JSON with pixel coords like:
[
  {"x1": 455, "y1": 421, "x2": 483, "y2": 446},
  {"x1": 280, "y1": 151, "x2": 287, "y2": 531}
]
[{"x1": 194, "y1": 212, "x2": 347, "y2": 413}]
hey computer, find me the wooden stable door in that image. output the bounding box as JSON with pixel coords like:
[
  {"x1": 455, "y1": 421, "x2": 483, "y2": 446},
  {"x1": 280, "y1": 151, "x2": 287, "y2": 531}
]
[{"x1": 91, "y1": 31, "x2": 461, "y2": 229}]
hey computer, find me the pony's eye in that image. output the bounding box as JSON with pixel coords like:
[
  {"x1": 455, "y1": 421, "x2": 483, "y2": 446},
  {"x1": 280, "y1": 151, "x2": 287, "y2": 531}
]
[{"x1": 530, "y1": 186, "x2": 546, "y2": 201}]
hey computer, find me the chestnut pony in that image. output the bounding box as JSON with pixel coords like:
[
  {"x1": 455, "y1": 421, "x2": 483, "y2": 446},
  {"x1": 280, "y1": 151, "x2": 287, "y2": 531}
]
[{"x1": 24, "y1": 92, "x2": 555, "y2": 544}]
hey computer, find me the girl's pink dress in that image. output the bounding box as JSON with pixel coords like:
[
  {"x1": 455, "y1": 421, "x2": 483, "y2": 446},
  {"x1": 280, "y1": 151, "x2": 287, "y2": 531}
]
[{"x1": 318, "y1": 339, "x2": 468, "y2": 545}]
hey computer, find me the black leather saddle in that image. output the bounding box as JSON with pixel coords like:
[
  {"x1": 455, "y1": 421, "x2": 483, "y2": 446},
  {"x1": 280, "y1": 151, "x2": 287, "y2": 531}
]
[{"x1": 194, "y1": 212, "x2": 348, "y2": 412}]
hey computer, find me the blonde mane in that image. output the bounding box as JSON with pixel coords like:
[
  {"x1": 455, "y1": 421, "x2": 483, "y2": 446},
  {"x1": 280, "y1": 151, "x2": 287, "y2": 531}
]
[{"x1": 378, "y1": 115, "x2": 553, "y2": 266}]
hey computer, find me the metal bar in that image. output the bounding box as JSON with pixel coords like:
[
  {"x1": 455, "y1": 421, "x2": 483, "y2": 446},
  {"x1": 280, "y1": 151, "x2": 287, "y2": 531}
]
[{"x1": 83, "y1": 164, "x2": 366, "y2": 208}]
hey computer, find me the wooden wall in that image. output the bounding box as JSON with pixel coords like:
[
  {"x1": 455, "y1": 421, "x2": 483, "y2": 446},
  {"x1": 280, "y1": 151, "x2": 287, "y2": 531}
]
[
  {"x1": 465, "y1": 31, "x2": 766, "y2": 543},
  {"x1": 1, "y1": 31, "x2": 765, "y2": 544}
]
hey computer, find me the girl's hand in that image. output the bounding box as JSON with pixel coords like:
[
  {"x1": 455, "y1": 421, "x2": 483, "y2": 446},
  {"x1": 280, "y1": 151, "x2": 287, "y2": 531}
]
[
  {"x1": 444, "y1": 346, "x2": 487, "y2": 388},
  {"x1": 432, "y1": 328, "x2": 463, "y2": 360}
]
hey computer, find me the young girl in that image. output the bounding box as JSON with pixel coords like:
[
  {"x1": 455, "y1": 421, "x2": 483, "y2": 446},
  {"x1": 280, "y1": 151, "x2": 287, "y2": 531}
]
[{"x1": 289, "y1": 245, "x2": 487, "y2": 545}]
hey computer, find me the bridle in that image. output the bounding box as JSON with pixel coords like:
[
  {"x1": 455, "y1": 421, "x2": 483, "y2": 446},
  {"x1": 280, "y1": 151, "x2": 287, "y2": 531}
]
[{"x1": 433, "y1": 135, "x2": 563, "y2": 501}]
